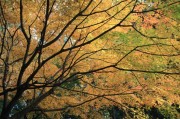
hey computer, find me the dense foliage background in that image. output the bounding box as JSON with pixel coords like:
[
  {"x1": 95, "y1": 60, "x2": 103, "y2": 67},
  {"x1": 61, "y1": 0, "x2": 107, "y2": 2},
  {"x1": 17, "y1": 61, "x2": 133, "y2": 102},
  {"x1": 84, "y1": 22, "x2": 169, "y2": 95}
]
[{"x1": 0, "y1": 0, "x2": 179, "y2": 118}]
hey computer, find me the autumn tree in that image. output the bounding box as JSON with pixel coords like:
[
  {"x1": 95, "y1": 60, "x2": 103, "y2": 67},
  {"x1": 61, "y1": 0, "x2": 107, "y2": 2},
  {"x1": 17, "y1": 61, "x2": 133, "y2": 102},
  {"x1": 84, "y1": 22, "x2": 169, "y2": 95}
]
[{"x1": 0, "y1": 0, "x2": 179, "y2": 118}]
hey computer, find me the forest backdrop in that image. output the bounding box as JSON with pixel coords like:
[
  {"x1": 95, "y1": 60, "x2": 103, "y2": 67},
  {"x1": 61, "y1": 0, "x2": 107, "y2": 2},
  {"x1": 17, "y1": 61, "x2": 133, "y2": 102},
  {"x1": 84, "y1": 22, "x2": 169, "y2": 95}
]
[{"x1": 0, "y1": 0, "x2": 180, "y2": 118}]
